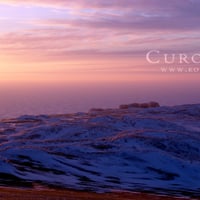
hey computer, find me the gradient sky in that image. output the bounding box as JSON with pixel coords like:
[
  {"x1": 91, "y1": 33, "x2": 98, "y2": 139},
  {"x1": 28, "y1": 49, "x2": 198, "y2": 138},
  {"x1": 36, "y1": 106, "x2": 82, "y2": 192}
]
[{"x1": 0, "y1": 0, "x2": 200, "y2": 82}]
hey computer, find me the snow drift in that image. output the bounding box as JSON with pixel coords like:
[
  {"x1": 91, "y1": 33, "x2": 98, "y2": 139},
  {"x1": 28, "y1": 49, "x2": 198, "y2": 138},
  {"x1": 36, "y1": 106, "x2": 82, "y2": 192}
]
[{"x1": 0, "y1": 104, "x2": 200, "y2": 197}]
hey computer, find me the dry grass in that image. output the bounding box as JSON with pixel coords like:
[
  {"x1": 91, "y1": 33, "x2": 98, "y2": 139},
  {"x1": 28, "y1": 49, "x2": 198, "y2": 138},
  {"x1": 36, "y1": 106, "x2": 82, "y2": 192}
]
[{"x1": 0, "y1": 187, "x2": 193, "y2": 200}]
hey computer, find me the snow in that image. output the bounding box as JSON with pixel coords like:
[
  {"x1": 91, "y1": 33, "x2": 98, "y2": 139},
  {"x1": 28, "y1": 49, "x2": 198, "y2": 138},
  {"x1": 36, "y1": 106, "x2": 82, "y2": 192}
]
[{"x1": 0, "y1": 104, "x2": 200, "y2": 197}]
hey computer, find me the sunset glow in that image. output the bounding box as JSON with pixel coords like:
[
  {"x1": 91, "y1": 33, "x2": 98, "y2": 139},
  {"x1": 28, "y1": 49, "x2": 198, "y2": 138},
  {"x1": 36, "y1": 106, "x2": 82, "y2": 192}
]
[
  {"x1": 0, "y1": 0, "x2": 199, "y2": 83},
  {"x1": 1, "y1": 2, "x2": 200, "y2": 196}
]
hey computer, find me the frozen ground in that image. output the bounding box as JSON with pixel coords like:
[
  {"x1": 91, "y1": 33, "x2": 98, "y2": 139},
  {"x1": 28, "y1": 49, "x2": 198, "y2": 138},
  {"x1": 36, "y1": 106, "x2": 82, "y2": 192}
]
[{"x1": 0, "y1": 104, "x2": 200, "y2": 197}]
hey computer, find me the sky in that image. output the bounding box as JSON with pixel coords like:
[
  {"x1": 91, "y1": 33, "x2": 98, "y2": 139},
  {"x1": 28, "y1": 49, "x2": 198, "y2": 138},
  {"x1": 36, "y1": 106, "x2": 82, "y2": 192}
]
[{"x1": 0, "y1": 0, "x2": 200, "y2": 82}]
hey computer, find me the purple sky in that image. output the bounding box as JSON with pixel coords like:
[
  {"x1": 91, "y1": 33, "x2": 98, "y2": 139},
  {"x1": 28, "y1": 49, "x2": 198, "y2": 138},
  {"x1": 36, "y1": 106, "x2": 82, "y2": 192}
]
[{"x1": 0, "y1": 0, "x2": 199, "y2": 82}]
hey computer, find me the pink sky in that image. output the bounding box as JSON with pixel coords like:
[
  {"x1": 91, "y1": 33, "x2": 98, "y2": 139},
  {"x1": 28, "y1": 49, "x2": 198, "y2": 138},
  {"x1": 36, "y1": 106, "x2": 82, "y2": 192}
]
[{"x1": 0, "y1": 0, "x2": 199, "y2": 82}]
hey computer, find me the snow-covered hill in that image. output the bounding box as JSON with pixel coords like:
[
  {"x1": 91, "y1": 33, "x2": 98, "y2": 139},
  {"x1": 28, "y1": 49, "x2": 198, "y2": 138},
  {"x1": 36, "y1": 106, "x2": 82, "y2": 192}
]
[{"x1": 0, "y1": 104, "x2": 200, "y2": 197}]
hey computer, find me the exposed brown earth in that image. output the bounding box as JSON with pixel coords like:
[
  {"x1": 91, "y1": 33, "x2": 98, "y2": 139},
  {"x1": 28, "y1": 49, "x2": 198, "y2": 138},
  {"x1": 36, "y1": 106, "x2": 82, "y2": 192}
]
[{"x1": 0, "y1": 188, "x2": 197, "y2": 200}]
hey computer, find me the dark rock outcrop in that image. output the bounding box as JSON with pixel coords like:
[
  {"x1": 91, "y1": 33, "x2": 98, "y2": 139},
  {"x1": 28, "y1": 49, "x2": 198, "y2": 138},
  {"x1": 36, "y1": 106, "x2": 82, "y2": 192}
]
[{"x1": 119, "y1": 102, "x2": 160, "y2": 109}]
